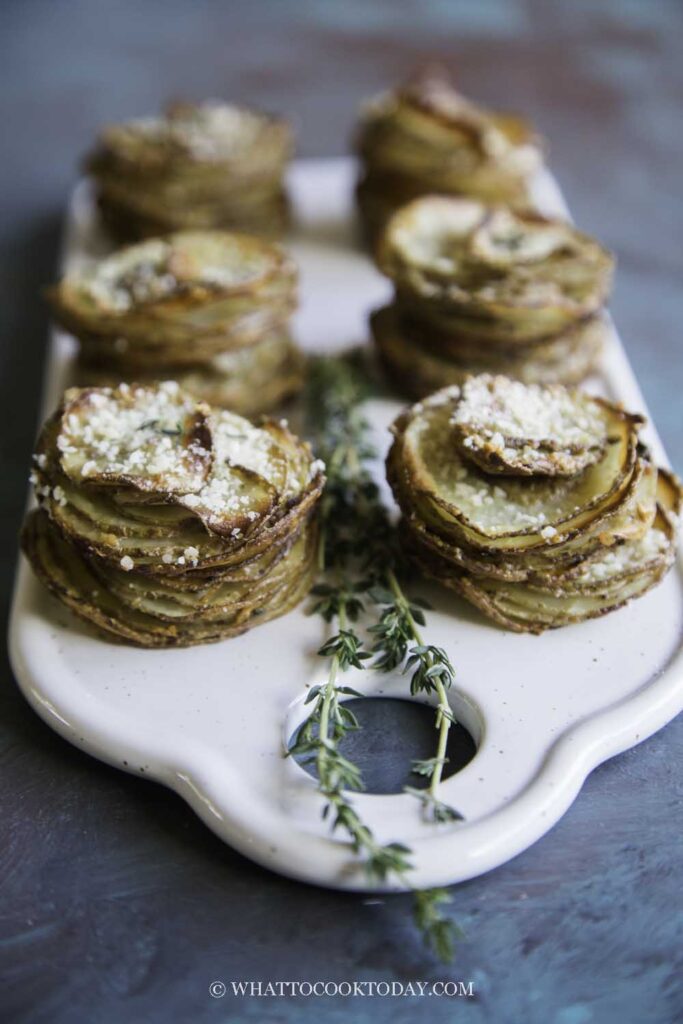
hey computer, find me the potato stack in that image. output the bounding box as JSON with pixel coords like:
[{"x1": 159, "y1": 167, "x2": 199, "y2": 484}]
[
  {"x1": 372, "y1": 196, "x2": 614, "y2": 397},
  {"x1": 387, "y1": 376, "x2": 681, "y2": 634},
  {"x1": 86, "y1": 100, "x2": 292, "y2": 241},
  {"x1": 355, "y1": 66, "x2": 544, "y2": 245},
  {"x1": 48, "y1": 230, "x2": 304, "y2": 418},
  {"x1": 22, "y1": 382, "x2": 325, "y2": 647}
]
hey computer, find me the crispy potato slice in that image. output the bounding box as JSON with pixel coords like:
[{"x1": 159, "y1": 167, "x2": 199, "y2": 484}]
[
  {"x1": 50, "y1": 230, "x2": 295, "y2": 324},
  {"x1": 391, "y1": 386, "x2": 641, "y2": 552},
  {"x1": 452, "y1": 510, "x2": 677, "y2": 634},
  {"x1": 397, "y1": 457, "x2": 658, "y2": 584},
  {"x1": 88, "y1": 101, "x2": 292, "y2": 180},
  {"x1": 450, "y1": 375, "x2": 612, "y2": 477},
  {"x1": 355, "y1": 65, "x2": 543, "y2": 244},
  {"x1": 47, "y1": 229, "x2": 301, "y2": 421},
  {"x1": 84, "y1": 101, "x2": 292, "y2": 240},
  {"x1": 378, "y1": 196, "x2": 614, "y2": 342},
  {"x1": 175, "y1": 410, "x2": 289, "y2": 537},
  {"x1": 371, "y1": 305, "x2": 605, "y2": 398},
  {"x1": 469, "y1": 208, "x2": 577, "y2": 267},
  {"x1": 22, "y1": 510, "x2": 317, "y2": 648},
  {"x1": 21, "y1": 381, "x2": 324, "y2": 647},
  {"x1": 389, "y1": 376, "x2": 679, "y2": 633},
  {"x1": 408, "y1": 483, "x2": 678, "y2": 635},
  {"x1": 57, "y1": 382, "x2": 212, "y2": 495},
  {"x1": 29, "y1": 383, "x2": 324, "y2": 576}
]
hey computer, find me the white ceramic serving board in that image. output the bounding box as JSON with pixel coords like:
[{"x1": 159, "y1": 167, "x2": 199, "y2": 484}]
[{"x1": 9, "y1": 158, "x2": 683, "y2": 892}]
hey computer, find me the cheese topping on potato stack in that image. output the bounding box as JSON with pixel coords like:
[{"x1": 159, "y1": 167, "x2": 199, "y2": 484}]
[
  {"x1": 355, "y1": 65, "x2": 544, "y2": 244},
  {"x1": 86, "y1": 100, "x2": 293, "y2": 241},
  {"x1": 48, "y1": 231, "x2": 304, "y2": 417},
  {"x1": 372, "y1": 197, "x2": 614, "y2": 397},
  {"x1": 22, "y1": 382, "x2": 325, "y2": 647},
  {"x1": 387, "y1": 375, "x2": 681, "y2": 633}
]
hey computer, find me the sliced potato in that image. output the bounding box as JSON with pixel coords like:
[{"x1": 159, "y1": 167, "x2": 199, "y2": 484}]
[
  {"x1": 383, "y1": 302, "x2": 609, "y2": 364},
  {"x1": 22, "y1": 509, "x2": 317, "y2": 647},
  {"x1": 407, "y1": 497, "x2": 677, "y2": 634},
  {"x1": 395, "y1": 456, "x2": 658, "y2": 584},
  {"x1": 391, "y1": 386, "x2": 641, "y2": 552},
  {"x1": 22, "y1": 383, "x2": 324, "y2": 647},
  {"x1": 77, "y1": 329, "x2": 304, "y2": 415},
  {"x1": 49, "y1": 231, "x2": 296, "y2": 344},
  {"x1": 355, "y1": 66, "x2": 543, "y2": 242},
  {"x1": 56, "y1": 382, "x2": 212, "y2": 495},
  {"x1": 468, "y1": 208, "x2": 578, "y2": 267},
  {"x1": 34, "y1": 395, "x2": 323, "y2": 572},
  {"x1": 362, "y1": 75, "x2": 609, "y2": 399},
  {"x1": 371, "y1": 305, "x2": 605, "y2": 397},
  {"x1": 48, "y1": 228, "x2": 302, "y2": 417},
  {"x1": 378, "y1": 197, "x2": 614, "y2": 343},
  {"x1": 85, "y1": 101, "x2": 292, "y2": 241},
  {"x1": 388, "y1": 376, "x2": 679, "y2": 633},
  {"x1": 88, "y1": 101, "x2": 291, "y2": 173},
  {"x1": 175, "y1": 410, "x2": 289, "y2": 537},
  {"x1": 453, "y1": 511, "x2": 676, "y2": 633},
  {"x1": 450, "y1": 375, "x2": 611, "y2": 477},
  {"x1": 422, "y1": 537, "x2": 672, "y2": 635}
]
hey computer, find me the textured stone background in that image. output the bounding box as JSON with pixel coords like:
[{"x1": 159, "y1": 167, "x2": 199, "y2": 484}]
[{"x1": 1, "y1": 2, "x2": 681, "y2": 1022}]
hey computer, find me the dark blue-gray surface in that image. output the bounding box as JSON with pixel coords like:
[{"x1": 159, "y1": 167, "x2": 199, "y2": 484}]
[{"x1": 1, "y1": 2, "x2": 681, "y2": 1022}]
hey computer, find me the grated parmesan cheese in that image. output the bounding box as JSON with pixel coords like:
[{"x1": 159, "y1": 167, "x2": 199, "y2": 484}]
[
  {"x1": 452, "y1": 376, "x2": 606, "y2": 451},
  {"x1": 58, "y1": 382, "x2": 211, "y2": 494},
  {"x1": 450, "y1": 376, "x2": 609, "y2": 477},
  {"x1": 110, "y1": 102, "x2": 281, "y2": 163},
  {"x1": 75, "y1": 230, "x2": 274, "y2": 315},
  {"x1": 575, "y1": 528, "x2": 669, "y2": 585}
]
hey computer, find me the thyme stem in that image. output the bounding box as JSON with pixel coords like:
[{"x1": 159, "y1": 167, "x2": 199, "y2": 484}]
[
  {"x1": 386, "y1": 568, "x2": 452, "y2": 800},
  {"x1": 295, "y1": 353, "x2": 462, "y2": 961}
]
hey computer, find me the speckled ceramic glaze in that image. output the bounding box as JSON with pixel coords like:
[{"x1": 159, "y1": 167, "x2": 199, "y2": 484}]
[{"x1": 9, "y1": 159, "x2": 683, "y2": 892}]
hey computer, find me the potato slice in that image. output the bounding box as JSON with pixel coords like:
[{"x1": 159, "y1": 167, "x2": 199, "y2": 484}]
[
  {"x1": 30, "y1": 383, "x2": 324, "y2": 575},
  {"x1": 84, "y1": 101, "x2": 293, "y2": 241},
  {"x1": 389, "y1": 380, "x2": 680, "y2": 633},
  {"x1": 392, "y1": 386, "x2": 641, "y2": 552},
  {"x1": 88, "y1": 101, "x2": 292, "y2": 180},
  {"x1": 21, "y1": 509, "x2": 317, "y2": 648},
  {"x1": 51, "y1": 230, "x2": 295, "y2": 322},
  {"x1": 452, "y1": 511, "x2": 677, "y2": 634},
  {"x1": 395, "y1": 456, "x2": 658, "y2": 585},
  {"x1": 468, "y1": 208, "x2": 578, "y2": 267},
  {"x1": 77, "y1": 328, "x2": 304, "y2": 414},
  {"x1": 450, "y1": 375, "x2": 611, "y2": 477},
  {"x1": 57, "y1": 381, "x2": 212, "y2": 496},
  {"x1": 354, "y1": 65, "x2": 543, "y2": 244},
  {"x1": 21, "y1": 379, "x2": 324, "y2": 647},
  {"x1": 371, "y1": 305, "x2": 605, "y2": 397},
  {"x1": 378, "y1": 196, "x2": 614, "y2": 342},
  {"x1": 175, "y1": 410, "x2": 289, "y2": 537}
]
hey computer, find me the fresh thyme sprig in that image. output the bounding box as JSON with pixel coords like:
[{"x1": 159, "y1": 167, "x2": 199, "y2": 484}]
[
  {"x1": 295, "y1": 353, "x2": 461, "y2": 961},
  {"x1": 294, "y1": 355, "x2": 414, "y2": 884},
  {"x1": 414, "y1": 888, "x2": 464, "y2": 963},
  {"x1": 289, "y1": 599, "x2": 414, "y2": 885},
  {"x1": 370, "y1": 570, "x2": 463, "y2": 825}
]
